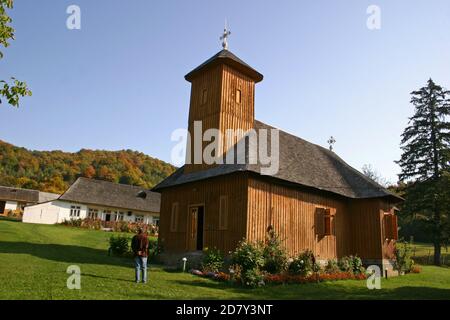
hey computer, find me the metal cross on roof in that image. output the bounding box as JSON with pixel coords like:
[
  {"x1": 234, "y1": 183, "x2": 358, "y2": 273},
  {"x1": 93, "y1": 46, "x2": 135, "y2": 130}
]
[
  {"x1": 327, "y1": 136, "x2": 336, "y2": 151},
  {"x1": 220, "y1": 21, "x2": 231, "y2": 50}
]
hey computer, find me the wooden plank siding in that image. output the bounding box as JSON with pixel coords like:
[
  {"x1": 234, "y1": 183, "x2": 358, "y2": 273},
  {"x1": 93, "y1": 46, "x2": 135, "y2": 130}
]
[
  {"x1": 219, "y1": 65, "x2": 255, "y2": 141},
  {"x1": 159, "y1": 173, "x2": 397, "y2": 262},
  {"x1": 348, "y1": 199, "x2": 383, "y2": 260},
  {"x1": 158, "y1": 173, "x2": 249, "y2": 253},
  {"x1": 184, "y1": 65, "x2": 255, "y2": 174},
  {"x1": 246, "y1": 177, "x2": 351, "y2": 260},
  {"x1": 348, "y1": 199, "x2": 397, "y2": 261},
  {"x1": 380, "y1": 201, "x2": 397, "y2": 260},
  {"x1": 185, "y1": 65, "x2": 223, "y2": 174}
]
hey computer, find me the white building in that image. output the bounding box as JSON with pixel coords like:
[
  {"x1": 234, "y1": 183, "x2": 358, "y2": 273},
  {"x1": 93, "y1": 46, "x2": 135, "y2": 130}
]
[
  {"x1": 0, "y1": 186, "x2": 59, "y2": 215},
  {"x1": 23, "y1": 177, "x2": 160, "y2": 225}
]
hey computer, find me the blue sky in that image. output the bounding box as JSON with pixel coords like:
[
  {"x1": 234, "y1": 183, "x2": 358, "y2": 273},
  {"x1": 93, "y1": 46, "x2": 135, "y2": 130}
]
[{"x1": 1, "y1": 0, "x2": 449, "y2": 182}]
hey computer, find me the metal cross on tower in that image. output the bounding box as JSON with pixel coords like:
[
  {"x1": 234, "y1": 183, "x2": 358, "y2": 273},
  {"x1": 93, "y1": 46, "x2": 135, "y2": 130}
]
[
  {"x1": 327, "y1": 136, "x2": 336, "y2": 152},
  {"x1": 220, "y1": 21, "x2": 231, "y2": 50}
]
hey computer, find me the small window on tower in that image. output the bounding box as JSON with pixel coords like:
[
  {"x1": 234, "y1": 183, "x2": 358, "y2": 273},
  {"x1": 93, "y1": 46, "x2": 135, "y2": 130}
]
[
  {"x1": 236, "y1": 89, "x2": 242, "y2": 104},
  {"x1": 201, "y1": 89, "x2": 208, "y2": 105}
]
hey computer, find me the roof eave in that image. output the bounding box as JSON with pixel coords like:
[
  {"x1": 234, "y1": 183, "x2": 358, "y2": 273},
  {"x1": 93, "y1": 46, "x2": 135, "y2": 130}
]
[{"x1": 184, "y1": 56, "x2": 264, "y2": 83}]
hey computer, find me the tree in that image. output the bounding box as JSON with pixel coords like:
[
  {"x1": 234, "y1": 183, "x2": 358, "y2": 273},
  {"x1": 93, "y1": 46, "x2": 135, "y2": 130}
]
[
  {"x1": 361, "y1": 164, "x2": 392, "y2": 187},
  {"x1": 83, "y1": 165, "x2": 96, "y2": 179},
  {"x1": 0, "y1": 0, "x2": 31, "y2": 107},
  {"x1": 0, "y1": 139, "x2": 176, "y2": 193},
  {"x1": 397, "y1": 79, "x2": 450, "y2": 265}
]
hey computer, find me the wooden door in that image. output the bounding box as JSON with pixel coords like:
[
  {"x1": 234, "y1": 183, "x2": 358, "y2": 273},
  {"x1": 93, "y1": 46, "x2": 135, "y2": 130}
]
[
  {"x1": 187, "y1": 206, "x2": 204, "y2": 251},
  {"x1": 188, "y1": 207, "x2": 199, "y2": 251}
]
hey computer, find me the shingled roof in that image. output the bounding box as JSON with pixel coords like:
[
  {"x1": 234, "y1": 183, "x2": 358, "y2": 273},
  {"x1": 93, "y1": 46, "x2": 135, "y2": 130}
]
[
  {"x1": 185, "y1": 49, "x2": 264, "y2": 83},
  {"x1": 153, "y1": 121, "x2": 402, "y2": 201},
  {"x1": 0, "y1": 186, "x2": 39, "y2": 203},
  {"x1": 59, "y1": 178, "x2": 160, "y2": 212},
  {"x1": 0, "y1": 186, "x2": 59, "y2": 203}
]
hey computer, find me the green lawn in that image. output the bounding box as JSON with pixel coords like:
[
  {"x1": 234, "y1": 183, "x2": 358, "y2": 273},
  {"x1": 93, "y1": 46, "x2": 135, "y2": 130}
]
[
  {"x1": 411, "y1": 242, "x2": 450, "y2": 266},
  {"x1": 0, "y1": 219, "x2": 449, "y2": 300}
]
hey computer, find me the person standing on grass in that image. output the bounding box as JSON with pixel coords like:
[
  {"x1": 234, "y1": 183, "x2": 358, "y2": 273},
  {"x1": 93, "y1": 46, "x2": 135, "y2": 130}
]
[{"x1": 131, "y1": 228, "x2": 149, "y2": 283}]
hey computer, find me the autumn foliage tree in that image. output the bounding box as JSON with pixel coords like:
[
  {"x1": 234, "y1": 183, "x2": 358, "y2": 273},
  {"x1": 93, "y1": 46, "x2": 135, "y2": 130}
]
[{"x1": 0, "y1": 140, "x2": 176, "y2": 193}]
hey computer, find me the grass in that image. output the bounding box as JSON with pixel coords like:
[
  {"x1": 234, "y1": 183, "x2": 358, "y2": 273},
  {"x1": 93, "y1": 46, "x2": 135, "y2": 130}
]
[
  {"x1": 411, "y1": 242, "x2": 450, "y2": 266},
  {"x1": 0, "y1": 219, "x2": 450, "y2": 300}
]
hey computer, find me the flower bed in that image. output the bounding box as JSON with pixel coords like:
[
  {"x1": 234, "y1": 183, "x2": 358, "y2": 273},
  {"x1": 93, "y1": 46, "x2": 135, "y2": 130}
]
[
  {"x1": 192, "y1": 233, "x2": 370, "y2": 288},
  {"x1": 190, "y1": 269, "x2": 366, "y2": 286},
  {"x1": 264, "y1": 272, "x2": 366, "y2": 285},
  {"x1": 60, "y1": 218, "x2": 158, "y2": 236}
]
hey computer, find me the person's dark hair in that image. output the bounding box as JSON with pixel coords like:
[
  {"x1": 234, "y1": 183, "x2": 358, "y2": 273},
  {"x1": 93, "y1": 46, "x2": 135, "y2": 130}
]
[{"x1": 137, "y1": 228, "x2": 143, "y2": 234}]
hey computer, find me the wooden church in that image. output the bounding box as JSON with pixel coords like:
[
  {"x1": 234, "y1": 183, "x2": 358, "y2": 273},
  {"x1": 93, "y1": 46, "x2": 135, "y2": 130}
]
[{"x1": 154, "y1": 35, "x2": 402, "y2": 268}]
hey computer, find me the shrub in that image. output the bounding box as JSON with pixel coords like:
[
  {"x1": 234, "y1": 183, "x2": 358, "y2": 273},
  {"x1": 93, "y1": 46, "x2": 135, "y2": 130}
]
[
  {"x1": 61, "y1": 218, "x2": 82, "y2": 228},
  {"x1": 148, "y1": 237, "x2": 160, "y2": 260},
  {"x1": 411, "y1": 265, "x2": 422, "y2": 274},
  {"x1": 231, "y1": 240, "x2": 265, "y2": 287},
  {"x1": 288, "y1": 250, "x2": 318, "y2": 276},
  {"x1": 228, "y1": 264, "x2": 242, "y2": 284},
  {"x1": 338, "y1": 256, "x2": 353, "y2": 273},
  {"x1": 336, "y1": 255, "x2": 365, "y2": 275},
  {"x1": 351, "y1": 256, "x2": 365, "y2": 275},
  {"x1": 262, "y1": 229, "x2": 288, "y2": 274},
  {"x1": 109, "y1": 235, "x2": 130, "y2": 256},
  {"x1": 4, "y1": 210, "x2": 23, "y2": 220},
  {"x1": 241, "y1": 268, "x2": 265, "y2": 287},
  {"x1": 201, "y1": 247, "x2": 224, "y2": 273},
  {"x1": 214, "y1": 272, "x2": 230, "y2": 282},
  {"x1": 324, "y1": 259, "x2": 340, "y2": 274},
  {"x1": 80, "y1": 218, "x2": 102, "y2": 230},
  {"x1": 116, "y1": 221, "x2": 130, "y2": 233},
  {"x1": 59, "y1": 218, "x2": 159, "y2": 235},
  {"x1": 6, "y1": 210, "x2": 22, "y2": 219},
  {"x1": 231, "y1": 240, "x2": 264, "y2": 271},
  {"x1": 394, "y1": 241, "x2": 414, "y2": 274}
]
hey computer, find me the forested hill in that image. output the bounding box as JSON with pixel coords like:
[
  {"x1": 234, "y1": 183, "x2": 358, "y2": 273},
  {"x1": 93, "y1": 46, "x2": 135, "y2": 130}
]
[{"x1": 0, "y1": 140, "x2": 176, "y2": 194}]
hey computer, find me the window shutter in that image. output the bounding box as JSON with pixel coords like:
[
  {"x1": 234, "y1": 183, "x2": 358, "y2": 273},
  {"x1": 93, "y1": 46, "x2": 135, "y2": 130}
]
[
  {"x1": 219, "y1": 195, "x2": 228, "y2": 230},
  {"x1": 315, "y1": 207, "x2": 325, "y2": 236},
  {"x1": 383, "y1": 214, "x2": 390, "y2": 240},
  {"x1": 384, "y1": 213, "x2": 397, "y2": 240},
  {"x1": 392, "y1": 215, "x2": 398, "y2": 240},
  {"x1": 324, "y1": 209, "x2": 332, "y2": 236},
  {"x1": 170, "y1": 203, "x2": 179, "y2": 232}
]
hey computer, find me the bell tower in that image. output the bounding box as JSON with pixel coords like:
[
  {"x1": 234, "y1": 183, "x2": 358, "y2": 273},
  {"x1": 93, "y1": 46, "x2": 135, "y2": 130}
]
[{"x1": 184, "y1": 30, "x2": 263, "y2": 173}]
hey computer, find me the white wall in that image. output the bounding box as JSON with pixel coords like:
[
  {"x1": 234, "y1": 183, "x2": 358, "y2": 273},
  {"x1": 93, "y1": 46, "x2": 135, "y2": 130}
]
[
  {"x1": 23, "y1": 200, "x2": 88, "y2": 224},
  {"x1": 23, "y1": 200, "x2": 159, "y2": 225},
  {"x1": 23, "y1": 201, "x2": 60, "y2": 224},
  {"x1": 5, "y1": 201, "x2": 18, "y2": 211}
]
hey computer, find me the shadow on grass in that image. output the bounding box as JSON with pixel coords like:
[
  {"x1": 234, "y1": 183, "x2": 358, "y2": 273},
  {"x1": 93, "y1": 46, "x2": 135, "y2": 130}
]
[
  {"x1": 0, "y1": 241, "x2": 131, "y2": 267},
  {"x1": 171, "y1": 280, "x2": 450, "y2": 300},
  {"x1": 162, "y1": 267, "x2": 183, "y2": 273},
  {"x1": 384, "y1": 286, "x2": 450, "y2": 299},
  {"x1": 0, "y1": 216, "x2": 21, "y2": 222},
  {"x1": 82, "y1": 273, "x2": 135, "y2": 283}
]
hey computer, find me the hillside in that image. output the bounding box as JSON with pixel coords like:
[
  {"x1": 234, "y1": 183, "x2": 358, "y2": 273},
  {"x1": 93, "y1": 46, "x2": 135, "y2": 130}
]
[{"x1": 0, "y1": 140, "x2": 176, "y2": 194}]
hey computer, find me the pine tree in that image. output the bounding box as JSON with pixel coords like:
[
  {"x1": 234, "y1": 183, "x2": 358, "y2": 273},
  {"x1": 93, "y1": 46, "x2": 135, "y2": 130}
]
[{"x1": 397, "y1": 79, "x2": 450, "y2": 265}]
